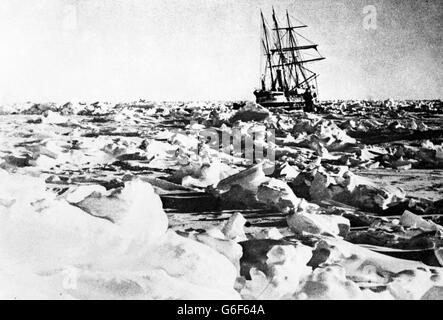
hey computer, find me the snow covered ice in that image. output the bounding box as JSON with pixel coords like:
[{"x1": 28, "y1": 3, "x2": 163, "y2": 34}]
[{"x1": 1, "y1": 99, "x2": 443, "y2": 300}]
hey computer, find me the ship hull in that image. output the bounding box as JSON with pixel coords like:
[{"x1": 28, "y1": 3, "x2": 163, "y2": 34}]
[{"x1": 254, "y1": 90, "x2": 304, "y2": 109}]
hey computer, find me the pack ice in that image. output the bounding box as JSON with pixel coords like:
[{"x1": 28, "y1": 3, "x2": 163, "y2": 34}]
[{"x1": 0, "y1": 170, "x2": 239, "y2": 299}]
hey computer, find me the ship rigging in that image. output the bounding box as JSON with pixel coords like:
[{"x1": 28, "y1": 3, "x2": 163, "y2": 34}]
[{"x1": 254, "y1": 8, "x2": 325, "y2": 109}]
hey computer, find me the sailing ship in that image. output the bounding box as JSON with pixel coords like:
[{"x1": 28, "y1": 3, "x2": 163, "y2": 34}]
[{"x1": 254, "y1": 8, "x2": 325, "y2": 109}]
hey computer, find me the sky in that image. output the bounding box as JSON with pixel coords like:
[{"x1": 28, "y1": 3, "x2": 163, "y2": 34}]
[{"x1": 0, "y1": 0, "x2": 441, "y2": 103}]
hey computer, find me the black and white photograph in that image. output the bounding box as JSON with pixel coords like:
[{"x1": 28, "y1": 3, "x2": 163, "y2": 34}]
[{"x1": 0, "y1": 0, "x2": 442, "y2": 304}]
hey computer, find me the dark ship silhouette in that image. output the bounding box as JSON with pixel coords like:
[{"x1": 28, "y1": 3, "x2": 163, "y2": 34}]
[{"x1": 254, "y1": 8, "x2": 325, "y2": 109}]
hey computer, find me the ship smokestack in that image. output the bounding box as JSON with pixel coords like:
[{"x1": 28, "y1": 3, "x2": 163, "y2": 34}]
[{"x1": 276, "y1": 69, "x2": 284, "y2": 90}]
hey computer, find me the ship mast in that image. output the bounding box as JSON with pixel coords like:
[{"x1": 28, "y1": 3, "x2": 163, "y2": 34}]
[
  {"x1": 286, "y1": 10, "x2": 308, "y2": 89},
  {"x1": 272, "y1": 7, "x2": 288, "y2": 92},
  {"x1": 285, "y1": 10, "x2": 298, "y2": 89},
  {"x1": 260, "y1": 10, "x2": 275, "y2": 91}
]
